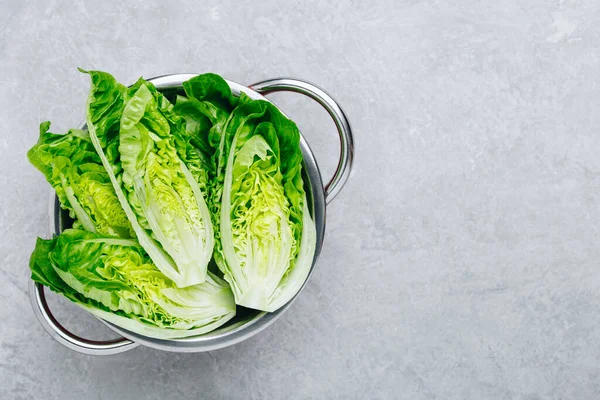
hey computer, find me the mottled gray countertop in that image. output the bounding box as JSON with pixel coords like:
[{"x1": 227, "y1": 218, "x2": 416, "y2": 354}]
[{"x1": 2, "y1": 0, "x2": 600, "y2": 399}]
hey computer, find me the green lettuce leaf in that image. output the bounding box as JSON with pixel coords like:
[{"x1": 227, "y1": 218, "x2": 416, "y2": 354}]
[
  {"x1": 214, "y1": 95, "x2": 317, "y2": 311},
  {"x1": 29, "y1": 229, "x2": 236, "y2": 339},
  {"x1": 27, "y1": 122, "x2": 134, "y2": 238},
  {"x1": 173, "y1": 73, "x2": 239, "y2": 201},
  {"x1": 81, "y1": 69, "x2": 214, "y2": 287},
  {"x1": 175, "y1": 73, "x2": 238, "y2": 160}
]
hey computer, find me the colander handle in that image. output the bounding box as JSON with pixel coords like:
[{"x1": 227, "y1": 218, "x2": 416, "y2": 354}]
[
  {"x1": 29, "y1": 279, "x2": 139, "y2": 355},
  {"x1": 250, "y1": 78, "x2": 354, "y2": 204}
]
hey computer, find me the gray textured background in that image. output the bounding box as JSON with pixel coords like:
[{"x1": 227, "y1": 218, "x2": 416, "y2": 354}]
[{"x1": 2, "y1": 0, "x2": 600, "y2": 399}]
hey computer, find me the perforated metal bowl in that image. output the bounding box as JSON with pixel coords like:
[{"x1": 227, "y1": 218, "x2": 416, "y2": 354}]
[{"x1": 29, "y1": 75, "x2": 354, "y2": 354}]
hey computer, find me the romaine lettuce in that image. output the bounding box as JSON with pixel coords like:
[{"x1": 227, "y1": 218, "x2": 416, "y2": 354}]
[
  {"x1": 29, "y1": 229, "x2": 236, "y2": 339},
  {"x1": 27, "y1": 122, "x2": 134, "y2": 238},
  {"x1": 29, "y1": 70, "x2": 318, "y2": 328},
  {"x1": 174, "y1": 74, "x2": 240, "y2": 285},
  {"x1": 212, "y1": 94, "x2": 317, "y2": 312},
  {"x1": 81, "y1": 70, "x2": 214, "y2": 287}
]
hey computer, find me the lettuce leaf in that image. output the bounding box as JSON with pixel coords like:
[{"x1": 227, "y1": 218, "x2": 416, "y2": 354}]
[
  {"x1": 29, "y1": 229, "x2": 236, "y2": 339},
  {"x1": 81, "y1": 70, "x2": 214, "y2": 287},
  {"x1": 175, "y1": 72, "x2": 239, "y2": 165},
  {"x1": 173, "y1": 73, "x2": 239, "y2": 210},
  {"x1": 27, "y1": 122, "x2": 134, "y2": 238}
]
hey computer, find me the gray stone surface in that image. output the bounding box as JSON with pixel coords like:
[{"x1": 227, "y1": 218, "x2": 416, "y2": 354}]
[{"x1": 2, "y1": 0, "x2": 600, "y2": 398}]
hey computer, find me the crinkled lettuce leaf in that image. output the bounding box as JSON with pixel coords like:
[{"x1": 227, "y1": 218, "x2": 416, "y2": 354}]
[
  {"x1": 175, "y1": 73, "x2": 239, "y2": 164},
  {"x1": 81, "y1": 69, "x2": 214, "y2": 287},
  {"x1": 27, "y1": 122, "x2": 134, "y2": 238},
  {"x1": 29, "y1": 229, "x2": 236, "y2": 339},
  {"x1": 173, "y1": 73, "x2": 238, "y2": 203}
]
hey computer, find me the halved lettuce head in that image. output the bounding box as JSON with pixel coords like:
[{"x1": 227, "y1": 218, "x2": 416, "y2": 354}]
[
  {"x1": 27, "y1": 122, "x2": 134, "y2": 238},
  {"x1": 81, "y1": 70, "x2": 214, "y2": 287},
  {"x1": 174, "y1": 74, "x2": 240, "y2": 277},
  {"x1": 29, "y1": 229, "x2": 236, "y2": 339},
  {"x1": 212, "y1": 94, "x2": 317, "y2": 312}
]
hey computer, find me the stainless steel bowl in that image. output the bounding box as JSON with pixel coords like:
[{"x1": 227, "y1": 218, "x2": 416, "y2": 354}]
[{"x1": 29, "y1": 75, "x2": 354, "y2": 354}]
